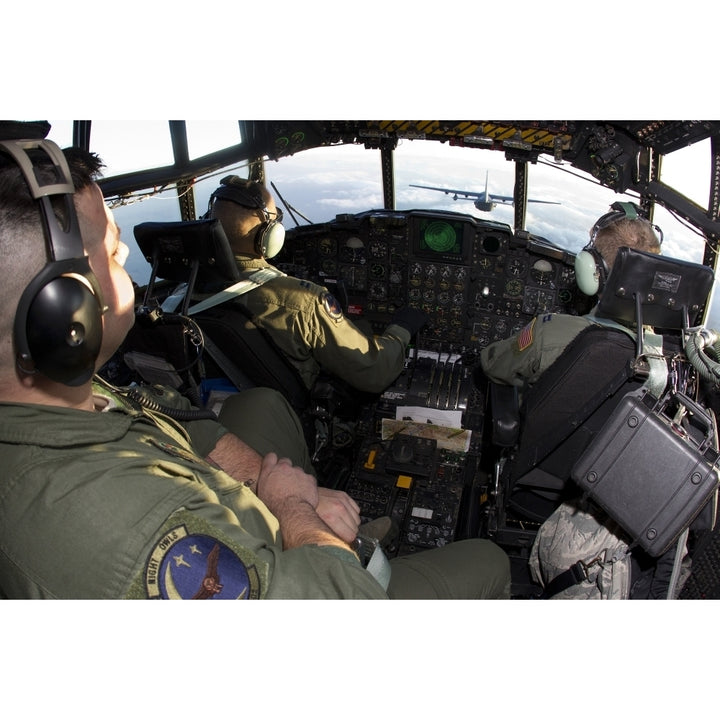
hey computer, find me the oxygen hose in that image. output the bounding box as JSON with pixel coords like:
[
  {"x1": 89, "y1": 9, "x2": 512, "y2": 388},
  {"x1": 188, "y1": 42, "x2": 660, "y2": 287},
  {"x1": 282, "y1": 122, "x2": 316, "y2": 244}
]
[{"x1": 684, "y1": 328, "x2": 720, "y2": 385}]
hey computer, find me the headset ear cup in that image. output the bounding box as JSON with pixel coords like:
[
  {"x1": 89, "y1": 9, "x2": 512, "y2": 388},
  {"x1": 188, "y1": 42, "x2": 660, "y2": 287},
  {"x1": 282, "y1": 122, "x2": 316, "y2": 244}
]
[
  {"x1": 24, "y1": 276, "x2": 104, "y2": 386},
  {"x1": 263, "y1": 222, "x2": 285, "y2": 258},
  {"x1": 255, "y1": 220, "x2": 285, "y2": 258},
  {"x1": 575, "y1": 248, "x2": 605, "y2": 296}
]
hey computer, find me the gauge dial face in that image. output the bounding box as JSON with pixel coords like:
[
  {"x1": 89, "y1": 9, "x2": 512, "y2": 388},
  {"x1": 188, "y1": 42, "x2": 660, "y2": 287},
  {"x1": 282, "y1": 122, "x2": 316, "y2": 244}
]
[
  {"x1": 505, "y1": 279, "x2": 523, "y2": 297},
  {"x1": 507, "y1": 258, "x2": 527, "y2": 276},
  {"x1": 531, "y1": 259, "x2": 554, "y2": 286},
  {"x1": 319, "y1": 237, "x2": 335, "y2": 255},
  {"x1": 369, "y1": 240, "x2": 387, "y2": 258}
]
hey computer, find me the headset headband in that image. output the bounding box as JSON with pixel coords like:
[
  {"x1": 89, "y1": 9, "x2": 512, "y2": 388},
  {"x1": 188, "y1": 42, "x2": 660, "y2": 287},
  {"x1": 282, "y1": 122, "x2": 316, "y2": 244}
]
[
  {"x1": 208, "y1": 175, "x2": 285, "y2": 258},
  {"x1": 1, "y1": 138, "x2": 105, "y2": 386},
  {"x1": 590, "y1": 201, "x2": 664, "y2": 245},
  {"x1": 0, "y1": 139, "x2": 85, "y2": 260}
]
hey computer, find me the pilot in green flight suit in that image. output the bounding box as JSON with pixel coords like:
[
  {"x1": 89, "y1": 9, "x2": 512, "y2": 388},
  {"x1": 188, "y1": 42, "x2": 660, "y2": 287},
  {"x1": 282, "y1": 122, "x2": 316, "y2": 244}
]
[
  {"x1": 197, "y1": 176, "x2": 427, "y2": 393},
  {"x1": 480, "y1": 204, "x2": 662, "y2": 390},
  {"x1": 0, "y1": 381, "x2": 387, "y2": 599},
  {"x1": 0, "y1": 145, "x2": 509, "y2": 600},
  {"x1": 0, "y1": 379, "x2": 510, "y2": 599}
]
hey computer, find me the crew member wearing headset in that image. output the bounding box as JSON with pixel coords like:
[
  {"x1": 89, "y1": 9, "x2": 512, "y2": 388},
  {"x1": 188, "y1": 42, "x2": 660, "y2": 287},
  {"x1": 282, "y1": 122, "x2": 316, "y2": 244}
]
[
  {"x1": 479, "y1": 202, "x2": 662, "y2": 389},
  {"x1": 196, "y1": 176, "x2": 427, "y2": 394},
  {"x1": 0, "y1": 135, "x2": 510, "y2": 599}
]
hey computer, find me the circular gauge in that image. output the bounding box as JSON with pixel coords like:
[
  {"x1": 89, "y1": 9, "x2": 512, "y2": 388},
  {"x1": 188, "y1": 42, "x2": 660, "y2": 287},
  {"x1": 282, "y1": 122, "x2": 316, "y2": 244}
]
[
  {"x1": 370, "y1": 263, "x2": 386, "y2": 278},
  {"x1": 369, "y1": 240, "x2": 387, "y2": 258},
  {"x1": 318, "y1": 237, "x2": 335, "y2": 255},
  {"x1": 321, "y1": 259, "x2": 337, "y2": 274},
  {"x1": 505, "y1": 279, "x2": 524, "y2": 297},
  {"x1": 369, "y1": 282, "x2": 387, "y2": 300},
  {"x1": 531, "y1": 259, "x2": 554, "y2": 286},
  {"x1": 437, "y1": 291, "x2": 450, "y2": 305},
  {"x1": 440, "y1": 265, "x2": 453, "y2": 279},
  {"x1": 455, "y1": 267, "x2": 468, "y2": 281},
  {"x1": 389, "y1": 269, "x2": 403, "y2": 284},
  {"x1": 559, "y1": 288, "x2": 573, "y2": 303},
  {"x1": 423, "y1": 289, "x2": 436, "y2": 303},
  {"x1": 477, "y1": 257, "x2": 492, "y2": 270},
  {"x1": 423, "y1": 221, "x2": 457, "y2": 252},
  {"x1": 408, "y1": 288, "x2": 422, "y2": 302},
  {"x1": 507, "y1": 258, "x2": 527, "y2": 277},
  {"x1": 342, "y1": 237, "x2": 365, "y2": 263},
  {"x1": 493, "y1": 320, "x2": 508, "y2": 340}
]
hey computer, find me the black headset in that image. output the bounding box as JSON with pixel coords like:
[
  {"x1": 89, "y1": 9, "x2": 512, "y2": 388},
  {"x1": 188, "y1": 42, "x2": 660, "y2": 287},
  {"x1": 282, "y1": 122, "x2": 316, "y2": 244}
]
[
  {"x1": 574, "y1": 201, "x2": 662, "y2": 296},
  {"x1": 1, "y1": 139, "x2": 105, "y2": 386},
  {"x1": 208, "y1": 175, "x2": 285, "y2": 258}
]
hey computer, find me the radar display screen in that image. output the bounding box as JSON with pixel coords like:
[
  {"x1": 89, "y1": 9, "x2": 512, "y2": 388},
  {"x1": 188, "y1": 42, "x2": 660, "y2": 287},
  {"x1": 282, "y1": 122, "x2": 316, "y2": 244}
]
[{"x1": 414, "y1": 216, "x2": 469, "y2": 262}]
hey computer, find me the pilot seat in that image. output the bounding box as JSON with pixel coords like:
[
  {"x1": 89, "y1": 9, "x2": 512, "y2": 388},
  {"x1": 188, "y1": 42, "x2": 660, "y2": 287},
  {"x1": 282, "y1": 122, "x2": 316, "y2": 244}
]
[
  {"x1": 479, "y1": 247, "x2": 720, "y2": 597},
  {"x1": 107, "y1": 218, "x2": 361, "y2": 481}
]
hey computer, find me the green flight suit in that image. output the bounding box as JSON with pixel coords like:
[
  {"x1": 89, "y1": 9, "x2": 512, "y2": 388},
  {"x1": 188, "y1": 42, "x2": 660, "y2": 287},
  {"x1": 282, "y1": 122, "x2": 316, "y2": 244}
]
[
  {"x1": 197, "y1": 256, "x2": 411, "y2": 393},
  {"x1": 0, "y1": 383, "x2": 386, "y2": 599},
  {"x1": 0, "y1": 382, "x2": 510, "y2": 600},
  {"x1": 480, "y1": 312, "x2": 594, "y2": 390}
]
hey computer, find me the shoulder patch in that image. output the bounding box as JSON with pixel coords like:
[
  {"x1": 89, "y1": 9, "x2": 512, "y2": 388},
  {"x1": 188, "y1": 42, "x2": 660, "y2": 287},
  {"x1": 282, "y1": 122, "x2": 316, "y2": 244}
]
[
  {"x1": 517, "y1": 317, "x2": 537, "y2": 352},
  {"x1": 138, "y1": 511, "x2": 267, "y2": 600},
  {"x1": 321, "y1": 292, "x2": 344, "y2": 321},
  {"x1": 143, "y1": 522, "x2": 263, "y2": 599}
]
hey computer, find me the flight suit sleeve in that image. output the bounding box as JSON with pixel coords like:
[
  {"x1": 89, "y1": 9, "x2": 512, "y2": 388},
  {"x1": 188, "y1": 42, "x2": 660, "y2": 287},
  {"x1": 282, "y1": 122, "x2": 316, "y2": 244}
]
[
  {"x1": 480, "y1": 314, "x2": 592, "y2": 388},
  {"x1": 301, "y1": 292, "x2": 410, "y2": 393},
  {"x1": 480, "y1": 317, "x2": 545, "y2": 388},
  {"x1": 124, "y1": 470, "x2": 388, "y2": 600}
]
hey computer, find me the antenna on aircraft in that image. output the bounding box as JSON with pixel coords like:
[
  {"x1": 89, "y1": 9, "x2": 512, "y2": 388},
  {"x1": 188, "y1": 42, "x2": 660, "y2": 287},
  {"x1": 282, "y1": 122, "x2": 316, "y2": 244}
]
[{"x1": 271, "y1": 181, "x2": 313, "y2": 226}]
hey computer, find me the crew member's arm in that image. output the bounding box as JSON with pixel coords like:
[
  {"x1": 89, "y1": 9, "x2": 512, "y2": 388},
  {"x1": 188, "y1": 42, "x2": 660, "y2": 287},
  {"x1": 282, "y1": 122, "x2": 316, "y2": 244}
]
[
  {"x1": 255, "y1": 452, "x2": 350, "y2": 551},
  {"x1": 305, "y1": 300, "x2": 427, "y2": 393},
  {"x1": 205, "y1": 432, "x2": 361, "y2": 543}
]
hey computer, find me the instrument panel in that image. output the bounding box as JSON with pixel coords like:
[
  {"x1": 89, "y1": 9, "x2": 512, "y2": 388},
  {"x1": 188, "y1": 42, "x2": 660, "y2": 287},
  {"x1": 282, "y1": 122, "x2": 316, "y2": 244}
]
[
  {"x1": 274, "y1": 210, "x2": 593, "y2": 560},
  {"x1": 276, "y1": 209, "x2": 591, "y2": 354}
]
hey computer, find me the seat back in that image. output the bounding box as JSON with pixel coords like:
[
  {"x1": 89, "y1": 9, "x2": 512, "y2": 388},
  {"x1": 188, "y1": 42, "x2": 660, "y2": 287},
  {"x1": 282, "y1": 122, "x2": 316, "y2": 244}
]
[
  {"x1": 193, "y1": 303, "x2": 310, "y2": 413},
  {"x1": 506, "y1": 325, "x2": 643, "y2": 521},
  {"x1": 595, "y1": 246, "x2": 714, "y2": 330},
  {"x1": 130, "y1": 219, "x2": 309, "y2": 412},
  {"x1": 134, "y1": 218, "x2": 240, "y2": 313},
  {"x1": 487, "y1": 248, "x2": 716, "y2": 538}
]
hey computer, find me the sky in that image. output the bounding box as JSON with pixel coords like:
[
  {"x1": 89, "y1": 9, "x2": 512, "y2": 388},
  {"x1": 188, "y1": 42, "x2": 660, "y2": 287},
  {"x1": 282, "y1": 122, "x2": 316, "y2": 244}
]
[{"x1": 42, "y1": 119, "x2": 720, "y2": 326}]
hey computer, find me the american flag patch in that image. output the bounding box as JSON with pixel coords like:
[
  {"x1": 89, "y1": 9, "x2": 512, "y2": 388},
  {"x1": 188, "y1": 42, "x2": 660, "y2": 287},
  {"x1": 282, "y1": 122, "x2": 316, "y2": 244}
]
[{"x1": 517, "y1": 318, "x2": 536, "y2": 351}]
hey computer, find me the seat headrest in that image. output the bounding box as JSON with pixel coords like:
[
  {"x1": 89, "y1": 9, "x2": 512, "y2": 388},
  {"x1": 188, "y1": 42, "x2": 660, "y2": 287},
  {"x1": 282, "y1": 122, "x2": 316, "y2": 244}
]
[
  {"x1": 134, "y1": 218, "x2": 240, "y2": 284},
  {"x1": 595, "y1": 247, "x2": 714, "y2": 329}
]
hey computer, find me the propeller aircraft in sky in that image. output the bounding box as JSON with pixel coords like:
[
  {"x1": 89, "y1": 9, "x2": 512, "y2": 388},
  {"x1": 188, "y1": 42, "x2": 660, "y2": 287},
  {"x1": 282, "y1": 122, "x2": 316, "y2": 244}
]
[{"x1": 411, "y1": 170, "x2": 561, "y2": 211}]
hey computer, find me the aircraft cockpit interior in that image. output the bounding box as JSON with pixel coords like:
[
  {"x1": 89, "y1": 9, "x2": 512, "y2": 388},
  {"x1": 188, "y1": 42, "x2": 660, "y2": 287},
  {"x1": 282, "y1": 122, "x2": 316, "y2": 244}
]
[
  {"x1": 6, "y1": 119, "x2": 720, "y2": 602},
  {"x1": 109, "y1": 121, "x2": 720, "y2": 600}
]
